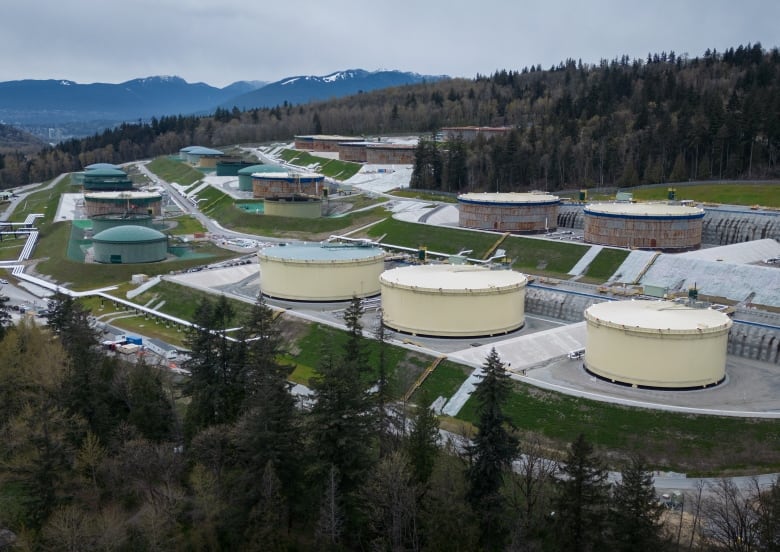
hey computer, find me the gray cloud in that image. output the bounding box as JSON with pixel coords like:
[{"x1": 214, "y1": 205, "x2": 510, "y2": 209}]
[{"x1": 1, "y1": 0, "x2": 777, "y2": 87}]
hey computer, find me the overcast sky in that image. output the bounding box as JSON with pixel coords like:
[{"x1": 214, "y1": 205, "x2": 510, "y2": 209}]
[{"x1": 1, "y1": 0, "x2": 777, "y2": 88}]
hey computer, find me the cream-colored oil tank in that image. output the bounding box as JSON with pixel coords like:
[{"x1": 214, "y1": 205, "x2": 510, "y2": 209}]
[
  {"x1": 583, "y1": 202, "x2": 705, "y2": 251},
  {"x1": 458, "y1": 192, "x2": 560, "y2": 234},
  {"x1": 263, "y1": 195, "x2": 322, "y2": 218},
  {"x1": 380, "y1": 264, "x2": 527, "y2": 337},
  {"x1": 258, "y1": 243, "x2": 385, "y2": 301},
  {"x1": 583, "y1": 300, "x2": 732, "y2": 389}
]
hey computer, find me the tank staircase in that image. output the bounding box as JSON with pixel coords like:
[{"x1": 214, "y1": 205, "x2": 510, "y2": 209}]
[
  {"x1": 483, "y1": 232, "x2": 511, "y2": 260},
  {"x1": 630, "y1": 251, "x2": 662, "y2": 285},
  {"x1": 403, "y1": 355, "x2": 447, "y2": 403}
]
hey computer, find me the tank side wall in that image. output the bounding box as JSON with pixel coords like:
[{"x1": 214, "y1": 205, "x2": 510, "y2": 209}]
[{"x1": 260, "y1": 258, "x2": 383, "y2": 300}]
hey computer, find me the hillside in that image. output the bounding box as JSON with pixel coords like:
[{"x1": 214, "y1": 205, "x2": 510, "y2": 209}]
[
  {"x1": 1, "y1": 44, "x2": 779, "y2": 190},
  {"x1": 0, "y1": 123, "x2": 46, "y2": 154}
]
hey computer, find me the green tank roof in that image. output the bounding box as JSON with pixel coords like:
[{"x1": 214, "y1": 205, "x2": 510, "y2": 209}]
[
  {"x1": 92, "y1": 225, "x2": 167, "y2": 243},
  {"x1": 83, "y1": 168, "x2": 128, "y2": 177},
  {"x1": 237, "y1": 164, "x2": 284, "y2": 175}
]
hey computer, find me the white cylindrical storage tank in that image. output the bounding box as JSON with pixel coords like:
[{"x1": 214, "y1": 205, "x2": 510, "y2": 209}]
[
  {"x1": 258, "y1": 243, "x2": 385, "y2": 301},
  {"x1": 583, "y1": 202, "x2": 705, "y2": 251},
  {"x1": 583, "y1": 300, "x2": 732, "y2": 389},
  {"x1": 380, "y1": 264, "x2": 527, "y2": 337},
  {"x1": 457, "y1": 192, "x2": 560, "y2": 234}
]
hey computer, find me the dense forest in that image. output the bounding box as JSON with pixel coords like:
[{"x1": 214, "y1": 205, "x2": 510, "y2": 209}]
[
  {"x1": 0, "y1": 295, "x2": 779, "y2": 550},
  {"x1": 1, "y1": 43, "x2": 779, "y2": 191}
]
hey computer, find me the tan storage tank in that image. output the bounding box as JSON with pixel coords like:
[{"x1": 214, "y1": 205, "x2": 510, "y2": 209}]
[
  {"x1": 380, "y1": 264, "x2": 527, "y2": 337},
  {"x1": 583, "y1": 300, "x2": 732, "y2": 389},
  {"x1": 84, "y1": 191, "x2": 162, "y2": 216},
  {"x1": 252, "y1": 172, "x2": 325, "y2": 198},
  {"x1": 263, "y1": 195, "x2": 322, "y2": 218},
  {"x1": 583, "y1": 203, "x2": 705, "y2": 251},
  {"x1": 258, "y1": 243, "x2": 385, "y2": 301},
  {"x1": 458, "y1": 192, "x2": 560, "y2": 234}
]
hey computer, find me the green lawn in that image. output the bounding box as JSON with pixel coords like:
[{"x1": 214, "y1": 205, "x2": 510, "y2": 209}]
[
  {"x1": 278, "y1": 149, "x2": 362, "y2": 180},
  {"x1": 147, "y1": 157, "x2": 204, "y2": 186},
  {"x1": 164, "y1": 215, "x2": 206, "y2": 235},
  {"x1": 412, "y1": 360, "x2": 472, "y2": 406},
  {"x1": 362, "y1": 218, "x2": 590, "y2": 278},
  {"x1": 457, "y1": 382, "x2": 780, "y2": 475},
  {"x1": 582, "y1": 248, "x2": 630, "y2": 281},
  {"x1": 389, "y1": 189, "x2": 459, "y2": 203},
  {"x1": 631, "y1": 183, "x2": 780, "y2": 207}
]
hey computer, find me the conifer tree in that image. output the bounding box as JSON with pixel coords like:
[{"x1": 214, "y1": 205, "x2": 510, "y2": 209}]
[
  {"x1": 609, "y1": 455, "x2": 665, "y2": 552},
  {"x1": 466, "y1": 347, "x2": 518, "y2": 550},
  {"x1": 554, "y1": 433, "x2": 611, "y2": 552}
]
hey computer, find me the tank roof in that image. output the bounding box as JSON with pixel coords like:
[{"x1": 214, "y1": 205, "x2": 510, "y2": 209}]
[
  {"x1": 84, "y1": 191, "x2": 161, "y2": 200},
  {"x1": 92, "y1": 225, "x2": 167, "y2": 243},
  {"x1": 252, "y1": 172, "x2": 323, "y2": 181},
  {"x1": 584, "y1": 300, "x2": 732, "y2": 334},
  {"x1": 585, "y1": 202, "x2": 705, "y2": 218},
  {"x1": 380, "y1": 264, "x2": 527, "y2": 292},
  {"x1": 184, "y1": 146, "x2": 224, "y2": 155},
  {"x1": 83, "y1": 168, "x2": 127, "y2": 177},
  {"x1": 85, "y1": 163, "x2": 120, "y2": 170},
  {"x1": 258, "y1": 243, "x2": 385, "y2": 262},
  {"x1": 237, "y1": 164, "x2": 284, "y2": 175},
  {"x1": 458, "y1": 192, "x2": 560, "y2": 205}
]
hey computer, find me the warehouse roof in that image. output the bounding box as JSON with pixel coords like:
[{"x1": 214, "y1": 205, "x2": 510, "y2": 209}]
[
  {"x1": 380, "y1": 264, "x2": 527, "y2": 292},
  {"x1": 585, "y1": 300, "x2": 732, "y2": 333},
  {"x1": 93, "y1": 225, "x2": 167, "y2": 243}
]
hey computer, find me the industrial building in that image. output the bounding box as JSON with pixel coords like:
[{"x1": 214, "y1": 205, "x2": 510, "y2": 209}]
[
  {"x1": 294, "y1": 135, "x2": 363, "y2": 152},
  {"x1": 365, "y1": 143, "x2": 416, "y2": 164},
  {"x1": 440, "y1": 126, "x2": 512, "y2": 141},
  {"x1": 84, "y1": 191, "x2": 162, "y2": 217},
  {"x1": 583, "y1": 203, "x2": 705, "y2": 250},
  {"x1": 583, "y1": 300, "x2": 732, "y2": 389},
  {"x1": 258, "y1": 243, "x2": 386, "y2": 301},
  {"x1": 92, "y1": 225, "x2": 168, "y2": 264},
  {"x1": 237, "y1": 164, "x2": 286, "y2": 192},
  {"x1": 458, "y1": 192, "x2": 561, "y2": 233},
  {"x1": 252, "y1": 172, "x2": 325, "y2": 198},
  {"x1": 380, "y1": 264, "x2": 527, "y2": 337},
  {"x1": 263, "y1": 195, "x2": 322, "y2": 218},
  {"x1": 90, "y1": 213, "x2": 153, "y2": 234},
  {"x1": 80, "y1": 168, "x2": 134, "y2": 192}
]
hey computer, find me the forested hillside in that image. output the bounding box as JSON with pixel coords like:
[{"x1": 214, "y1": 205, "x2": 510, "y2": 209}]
[{"x1": 1, "y1": 43, "x2": 778, "y2": 191}]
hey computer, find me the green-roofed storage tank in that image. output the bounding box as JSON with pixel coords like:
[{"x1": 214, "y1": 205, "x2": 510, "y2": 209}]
[{"x1": 92, "y1": 225, "x2": 168, "y2": 264}]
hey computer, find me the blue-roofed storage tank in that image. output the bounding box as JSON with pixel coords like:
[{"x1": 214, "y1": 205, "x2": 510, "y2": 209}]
[
  {"x1": 92, "y1": 225, "x2": 168, "y2": 264},
  {"x1": 584, "y1": 202, "x2": 705, "y2": 251},
  {"x1": 258, "y1": 243, "x2": 385, "y2": 301}
]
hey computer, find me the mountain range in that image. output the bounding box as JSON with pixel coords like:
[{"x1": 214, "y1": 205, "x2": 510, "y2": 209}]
[{"x1": 0, "y1": 69, "x2": 446, "y2": 141}]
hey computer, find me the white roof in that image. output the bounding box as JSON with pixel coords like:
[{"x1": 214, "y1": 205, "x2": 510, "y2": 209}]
[
  {"x1": 585, "y1": 300, "x2": 732, "y2": 333},
  {"x1": 84, "y1": 191, "x2": 161, "y2": 199},
  {"x1": 380, "y1": 264, "x2": 527, "y2": 292},
  {"x1": 458, "y1": 192, "x2": 559, "y2": 204},
  {"x1": 677, "y1": 239, "x2": 780, "y2": 264},
  {"x1": 585, "y1": 202, "x2": 704, "y2": 217}
]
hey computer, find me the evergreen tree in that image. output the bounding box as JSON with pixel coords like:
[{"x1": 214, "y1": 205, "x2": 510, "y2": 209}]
[
  {"x1": 233, "y1": 298, "x2": 302, "y2": 516},
  {"x1": 0, "y1": 295, "x2": 10, "y2": 343},
  {"x1": 756, "y1": 477, "x2": 780, "y2": 552},
  {"x1": 125, "y1": 362, "x2": 175, "y2": 442},
  {"x1": 466, "y1": 347, "x2": 518, "y2": 550},
  {"x1": 609, "y1": 455, "x2": 665, "y2": 552},
  {"x1": 554, "y1": 433, "x2": 611, "y2": 552},
  {"x1": 405, "y1": 396, "x2": 440, "y2": 487},
  {"x1": 183, "y1": 295, "x2": 245, "y2": 439}
]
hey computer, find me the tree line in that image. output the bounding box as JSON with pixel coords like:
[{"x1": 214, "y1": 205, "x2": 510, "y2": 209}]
[
  {"x1": 1, "y1": 43, "x2": 779, "y2": 191},
  {"x1": 0, "y1": 294, "x2": 778, "y2": 550}
]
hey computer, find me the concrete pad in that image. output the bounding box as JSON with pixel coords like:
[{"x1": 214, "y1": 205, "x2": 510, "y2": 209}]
[{"x1": 167, "y1": 264, "x2": 258, "y2": 288}]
